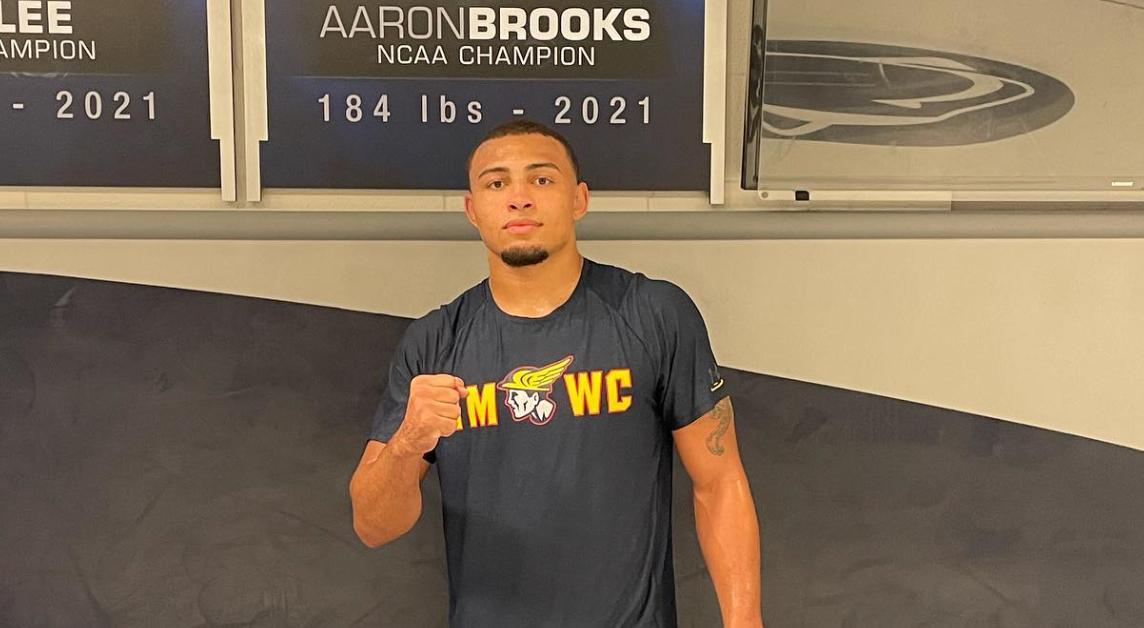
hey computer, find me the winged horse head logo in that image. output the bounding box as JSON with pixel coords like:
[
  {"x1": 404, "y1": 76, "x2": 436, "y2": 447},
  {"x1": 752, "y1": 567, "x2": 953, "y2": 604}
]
[{"x1": 497, "y1": 355, "x2": 575, "y2": 426}]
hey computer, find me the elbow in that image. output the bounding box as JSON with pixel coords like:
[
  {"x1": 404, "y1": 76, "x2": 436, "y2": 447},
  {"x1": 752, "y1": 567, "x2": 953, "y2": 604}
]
[
  {"x1": 352, "y1": 509, "x2": 418, "y2": 549},
  {"x1": 347, "y1": 464, "x2": 423, "y2": 548},
  {"x1": 694, "y1": 471, "x2": 753, "y2": 499},
  {"x1": 352, "y1": 512, "x2": 383, "y2": 549},
  {"x1": 353, "y1": 518, "x2": 394, "y2": 549},
  {"x1": 349, "y1": 486, "x2": 420, "y2": 549},
  {"x1": 693, "y1": 474, "x2": 758, "y2": 514}
]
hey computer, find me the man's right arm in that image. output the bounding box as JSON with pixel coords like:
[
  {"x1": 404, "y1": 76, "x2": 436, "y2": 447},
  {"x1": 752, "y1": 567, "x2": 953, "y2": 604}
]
[
  {"x1": 349, "y1": 373, "x2": 467, "y2": 548},
  {"x1": 349, "y1": 438, "x2": 432, "y2": 548}
]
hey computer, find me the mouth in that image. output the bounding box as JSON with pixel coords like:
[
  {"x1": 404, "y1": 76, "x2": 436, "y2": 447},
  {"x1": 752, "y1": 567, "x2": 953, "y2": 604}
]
[{"x1": 504, "y1": 220, "x2": 541, "y2": 234}]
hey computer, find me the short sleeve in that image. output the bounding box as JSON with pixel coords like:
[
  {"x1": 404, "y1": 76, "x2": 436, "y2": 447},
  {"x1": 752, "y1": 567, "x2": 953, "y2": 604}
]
[
  {"x1": 368, "y1": 318, "x2": 437, "y2": 464},
  {"x1": 646, "y1": 281, "x2": 729, "y2": 431}
]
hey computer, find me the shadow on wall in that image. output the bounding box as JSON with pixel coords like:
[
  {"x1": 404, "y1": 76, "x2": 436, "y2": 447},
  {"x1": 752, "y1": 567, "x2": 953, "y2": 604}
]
[{"x1": 1, "y1": 273, "x2": 1142, "y2": 627}]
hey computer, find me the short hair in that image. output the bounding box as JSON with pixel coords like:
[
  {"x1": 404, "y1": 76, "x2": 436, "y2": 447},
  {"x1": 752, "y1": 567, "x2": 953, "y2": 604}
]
[{"x1": 467, "y1": 119, "x2": 581, "y2": 182}]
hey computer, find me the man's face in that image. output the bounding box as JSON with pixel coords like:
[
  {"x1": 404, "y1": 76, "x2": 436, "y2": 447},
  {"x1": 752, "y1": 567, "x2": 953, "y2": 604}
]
[
  {"x1": 464, "y1": 133, "x2": 589, "y2": 267},
  {"x1": 506, "y1": 389, "x2": 540, "y2": 419}
]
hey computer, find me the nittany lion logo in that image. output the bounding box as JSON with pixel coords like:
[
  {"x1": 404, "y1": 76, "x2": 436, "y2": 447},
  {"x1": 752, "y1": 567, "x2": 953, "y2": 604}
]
[
  {"x1": 746, "y1": 39, "x2": 1074, "y2": 147},
  {"x1": 497, "y1": 355, "x2": 574, "y2": 426}
]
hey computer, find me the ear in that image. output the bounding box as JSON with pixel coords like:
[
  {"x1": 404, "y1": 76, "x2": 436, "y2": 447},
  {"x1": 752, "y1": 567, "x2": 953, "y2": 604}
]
[
  {"x1": 463, "y1": 192, "x2": 478, "y2": 227},
  {"x1": 530, "y1": 392, "x2": 540, "y2": 403},
  {"x1": 572, "y1": 181, "x2": 590, "y2": 221}
]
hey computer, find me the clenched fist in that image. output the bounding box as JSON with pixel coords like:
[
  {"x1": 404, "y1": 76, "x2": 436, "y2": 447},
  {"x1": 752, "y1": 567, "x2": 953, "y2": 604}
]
[{"x1": 389, "y1": 374, "x2": 469, "y2": 458}]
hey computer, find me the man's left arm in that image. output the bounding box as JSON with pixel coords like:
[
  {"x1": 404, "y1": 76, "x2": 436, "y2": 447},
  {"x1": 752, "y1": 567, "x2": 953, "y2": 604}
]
[{"x1": 673, "y1": 395, "x2": 764, "y2": 628}]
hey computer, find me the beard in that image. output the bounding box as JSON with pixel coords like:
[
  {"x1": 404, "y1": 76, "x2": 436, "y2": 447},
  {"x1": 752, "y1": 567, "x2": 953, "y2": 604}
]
[{"x1": 501, "y1": 244, "x2": 550, "y2": 268}]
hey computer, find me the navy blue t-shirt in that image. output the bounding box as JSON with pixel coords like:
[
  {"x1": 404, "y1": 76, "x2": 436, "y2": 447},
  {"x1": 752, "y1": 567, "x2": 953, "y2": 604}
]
[{"x1": 369, "y1": 257, "x2": 729, "y2": 628}]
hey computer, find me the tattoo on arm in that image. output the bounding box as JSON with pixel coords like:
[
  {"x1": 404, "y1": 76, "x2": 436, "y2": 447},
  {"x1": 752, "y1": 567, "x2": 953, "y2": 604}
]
[{"x1": 705, "y1": 397, "x2": 733, "y2": 456}]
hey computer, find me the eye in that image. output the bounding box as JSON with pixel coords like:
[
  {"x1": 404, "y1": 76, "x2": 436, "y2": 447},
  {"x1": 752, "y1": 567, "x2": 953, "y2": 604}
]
[
  {"x1": 535, "y1": 176, "x2": 553, "y2": 186},
  {"x1": 487, "y1": 179, "x2": 505, "y2": 190}
]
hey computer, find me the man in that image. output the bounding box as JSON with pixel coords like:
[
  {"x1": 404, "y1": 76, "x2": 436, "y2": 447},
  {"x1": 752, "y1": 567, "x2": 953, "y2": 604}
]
[{"x1": 349, "y1": 120, "x2": 764, "y2": 628}]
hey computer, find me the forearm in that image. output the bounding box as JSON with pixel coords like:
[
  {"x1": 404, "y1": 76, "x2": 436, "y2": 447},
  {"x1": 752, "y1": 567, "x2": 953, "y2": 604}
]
[
  {"x1": 349, "y1": 440, "x2": 425, "y2": 548},
  {"x1": 693, "y1": 476, "x2": 763, "y2": 628}
]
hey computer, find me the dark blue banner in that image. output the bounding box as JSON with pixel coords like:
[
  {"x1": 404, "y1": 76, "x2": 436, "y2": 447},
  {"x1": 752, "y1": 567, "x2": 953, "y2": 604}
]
[
  {"x1": 262, "y1": 1, "x2": 708, "y2": 190},
  {"x1": 0, "y1": 0, "x2": 220, "y2": 187}
]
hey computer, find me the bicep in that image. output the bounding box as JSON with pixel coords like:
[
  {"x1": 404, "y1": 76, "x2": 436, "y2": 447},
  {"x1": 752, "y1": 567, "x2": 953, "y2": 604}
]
[
  {"x1": 356, "y1": 439, "x2": 432, "y2": 483},
  {"x1": 672, "y1": 396, "x2": 746, "y2": 490}
]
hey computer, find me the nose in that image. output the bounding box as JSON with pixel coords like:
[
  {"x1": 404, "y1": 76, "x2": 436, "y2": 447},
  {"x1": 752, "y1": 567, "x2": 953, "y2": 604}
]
[{"x1": 507, "y1": 181, "x2": 534, "y2": 211}]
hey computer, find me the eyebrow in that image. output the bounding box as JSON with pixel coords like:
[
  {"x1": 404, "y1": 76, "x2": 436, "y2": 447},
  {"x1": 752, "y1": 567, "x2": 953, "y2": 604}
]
[
  {"x1": 526, "y1": 162, "x2": 562, "y2": 172},
  {"x1": 477, "y1": 166, "x2": 510, "y2": 179},
  {"x1": 476, "y1": 162, "x2": 563, "y2": 179}
]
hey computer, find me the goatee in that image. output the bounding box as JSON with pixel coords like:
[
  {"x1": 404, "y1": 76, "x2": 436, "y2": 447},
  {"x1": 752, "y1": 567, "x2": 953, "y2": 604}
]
[{"x1": 501, "y1": 245, "x2": 550, "y2": 268}]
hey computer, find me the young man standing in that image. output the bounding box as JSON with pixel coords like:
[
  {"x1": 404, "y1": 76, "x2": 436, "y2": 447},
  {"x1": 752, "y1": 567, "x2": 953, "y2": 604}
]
[{"x1": 349, "y1": 120, "x2": 764, "y2": 628}]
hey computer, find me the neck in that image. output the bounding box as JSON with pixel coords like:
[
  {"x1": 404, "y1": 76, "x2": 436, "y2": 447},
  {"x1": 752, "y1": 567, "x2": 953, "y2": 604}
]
[{"x1": 487, "y1": 245, "x2": 584, "y2": 318}]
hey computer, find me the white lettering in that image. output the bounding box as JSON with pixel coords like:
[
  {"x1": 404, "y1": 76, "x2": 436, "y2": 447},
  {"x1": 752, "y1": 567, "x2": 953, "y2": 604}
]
[
  {"x1": 592, "y1": 8, "x2": 621, "y2": 41},
  {"x1": 377, "y1": 43, "x2": 447, "y2": 64},
  {"x1": 349, "y1": 6, "x2": 376, "y2": 38},
  {"x1": 457, "y1": 45, "x2": 596, "y2": 67},
  {"x1": 378, "y1": 6, "x2": 404, "y2": 38},
  {"x1": 559, "y1": 8, "x2": 590, "y2": 42},
  {"x1": 0, "y1": 35, "x2": 94, "y2": 60},
  {"x1": 623, "y1": 9, "x2": 650, "y2": 41},
  {"x1": 436, "y1": 7, "x2": 463, "y2": 39},
  {"x1": 499, "y1": 8, "x2": 526, "y2": 40},
  {"x1": 0, "y1": 1, "x2": 12, "y2": 34},
  {"x1": 407, "y1": 7, "x2": 433, "y2": 39},
  {"x1": 319, "y1": 5, "x2": 347, "y2": 38},
  {"x1": 469, "y1": 7, "x2": 495, "y2": 40},
  {"x1": 46, "y1": 0, "x2": 68, "y2": 34},
  {"x1": 528, "y1": 8, "x2": 558, "y2": 41},
  {"x1": 331, "y1": 6, "x2": 653, "y2": 42},
  {"x1": 19, "y1": 0, "x2": 43, "y2": 34}
]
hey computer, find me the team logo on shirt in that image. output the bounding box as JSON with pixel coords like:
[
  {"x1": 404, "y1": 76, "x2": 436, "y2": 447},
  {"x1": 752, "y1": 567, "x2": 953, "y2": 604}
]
[
  {"x1": 708, "y1": 365, "x2": 724, "y2": 392},
  {"x1": 457, "y1": 357, "x2": 633, "y2": 432},
  {"x1": 497, "y1": 355, "x2": 574, "y2": 426}
]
